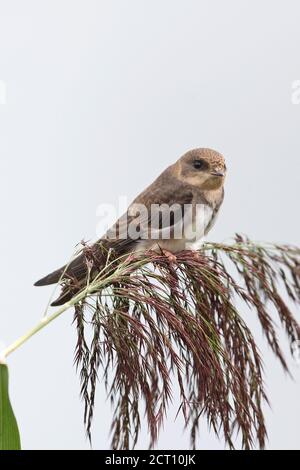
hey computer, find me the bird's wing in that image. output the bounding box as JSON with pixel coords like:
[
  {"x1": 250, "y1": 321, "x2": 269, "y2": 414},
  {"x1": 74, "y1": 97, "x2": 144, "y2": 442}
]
[
  {"x1": 34, "y1": 250, "x2": 94, "y2": 287},
  {"x1": 105, "y1": 175, "x2": 195, "y2": 252},
  {"x1": 34, "y1": 171, "x2": 194, "y2": 298}
]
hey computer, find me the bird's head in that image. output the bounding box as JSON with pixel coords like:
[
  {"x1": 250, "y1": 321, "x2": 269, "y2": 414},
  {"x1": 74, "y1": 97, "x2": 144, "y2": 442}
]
[{"x1": 176, "y1": 148, "x2": 227, "y2": 190}]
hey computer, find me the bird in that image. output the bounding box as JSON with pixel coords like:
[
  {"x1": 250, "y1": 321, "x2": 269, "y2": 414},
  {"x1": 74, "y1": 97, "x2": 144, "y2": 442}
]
[{"x1": 35, "y1": 148, "x2": 227, "y2": 306}]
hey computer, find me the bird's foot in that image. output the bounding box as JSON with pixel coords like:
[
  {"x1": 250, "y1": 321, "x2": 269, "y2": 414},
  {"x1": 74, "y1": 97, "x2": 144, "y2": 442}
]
[
  {"x1": 161, "y1": 249, "x2": 177, "y2": 263},
  {"x1": 124, "y1": 253, "x2": 136, "y2": 263},
  {"x1": 192, "y1": 250, "x2": 202, "y2": 260}
]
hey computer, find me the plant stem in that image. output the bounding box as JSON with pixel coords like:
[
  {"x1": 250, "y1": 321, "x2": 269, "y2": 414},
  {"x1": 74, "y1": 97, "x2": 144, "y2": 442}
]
[
  {"x1": 0, "y1": 254, "x2": 141, "y2": 360},
  {"x1": 1, "y1": 284, "x2": 97, "y2": 360},
  {"x1": 2, "y1": 305, "x2": 69, "y2": 359}
]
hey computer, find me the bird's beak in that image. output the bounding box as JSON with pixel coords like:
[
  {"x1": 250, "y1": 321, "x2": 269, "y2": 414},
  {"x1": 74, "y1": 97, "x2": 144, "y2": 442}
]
[{"x1": 211, "y1": 171, "x2": 225, "y2": 177}]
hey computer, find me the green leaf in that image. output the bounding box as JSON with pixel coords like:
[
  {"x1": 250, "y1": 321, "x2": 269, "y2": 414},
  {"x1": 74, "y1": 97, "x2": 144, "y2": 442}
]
[{"x1": 0, "y1": 364, "x2": 21, "y2": 450}]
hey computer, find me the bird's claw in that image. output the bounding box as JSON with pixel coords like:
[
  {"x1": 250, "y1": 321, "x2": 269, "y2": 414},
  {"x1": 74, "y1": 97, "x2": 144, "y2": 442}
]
[{"x1": 162, "y1": 249, "x2": 177, "y2": 263}]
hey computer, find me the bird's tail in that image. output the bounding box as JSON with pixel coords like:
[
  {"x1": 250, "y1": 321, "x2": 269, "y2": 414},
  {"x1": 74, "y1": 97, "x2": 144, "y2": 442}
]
[
  {"x1": 34, "y1": 244, "x2": 108, "y2": 306},
  {"x1": 34, "y1": 252, "x2": 88, "y2": 287}
]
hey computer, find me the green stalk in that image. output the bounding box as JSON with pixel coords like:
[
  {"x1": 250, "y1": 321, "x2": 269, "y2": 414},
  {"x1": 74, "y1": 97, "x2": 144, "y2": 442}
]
[
  {"x1": 1, "y1": 255, "x2": 148, "y2": 360},
  {"x1": 2, "y1": 305, "x2": 69, "y2": 359},
  {"x1": 1, "y1": 285, "x2": 95, "y2": 360}
]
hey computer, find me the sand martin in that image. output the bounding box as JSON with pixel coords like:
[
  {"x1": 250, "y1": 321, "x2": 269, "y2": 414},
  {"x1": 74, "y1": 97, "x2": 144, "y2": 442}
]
[{"x1": 35, "y1": 148, "x2": 227, "y2": 305}]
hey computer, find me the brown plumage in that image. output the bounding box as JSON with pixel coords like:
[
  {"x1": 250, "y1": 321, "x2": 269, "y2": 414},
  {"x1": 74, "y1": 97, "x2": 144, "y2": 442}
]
[{"x1": 35, "y1": 148, "x2": 227, "y2": 305}]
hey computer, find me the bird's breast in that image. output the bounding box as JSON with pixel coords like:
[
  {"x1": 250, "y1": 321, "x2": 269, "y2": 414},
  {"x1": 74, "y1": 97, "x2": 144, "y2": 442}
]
[
  {"x1": 146, "y1": 203, "x2": 216, "y2": 253},
  {"x1": 184, "y1": 204, "x2": 214, "y2": 246}
]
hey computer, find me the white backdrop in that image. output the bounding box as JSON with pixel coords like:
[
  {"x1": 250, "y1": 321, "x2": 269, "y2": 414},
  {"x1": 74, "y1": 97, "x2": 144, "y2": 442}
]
[{"x1": 0, "y1": 0, "x2": 299, "y2": 449}]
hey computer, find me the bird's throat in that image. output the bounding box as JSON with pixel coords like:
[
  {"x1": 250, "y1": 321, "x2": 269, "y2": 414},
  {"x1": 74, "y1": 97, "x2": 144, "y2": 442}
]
[{"x1": 201, "y1": 186, "x2": 224, "y2": 206}]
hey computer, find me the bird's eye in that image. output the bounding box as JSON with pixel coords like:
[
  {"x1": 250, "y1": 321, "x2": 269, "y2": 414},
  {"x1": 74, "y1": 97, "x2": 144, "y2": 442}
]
[{"x1": 193, "y1": 159, "x2": 204, "y2": 170}]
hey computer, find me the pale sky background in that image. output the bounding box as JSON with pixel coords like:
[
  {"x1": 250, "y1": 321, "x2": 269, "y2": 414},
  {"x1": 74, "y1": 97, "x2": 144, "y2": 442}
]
[{"x1": 0, "y1": 0, "x2": 299, "y2": 450}]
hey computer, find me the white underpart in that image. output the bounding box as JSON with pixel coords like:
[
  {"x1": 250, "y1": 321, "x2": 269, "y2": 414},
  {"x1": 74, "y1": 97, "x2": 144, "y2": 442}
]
[
  {"x1": 185, "y1": 204, "x2": 214, "y2": 250},
  {"x1": 137, "y1": 204, "x2": 215, "y2": 253}
]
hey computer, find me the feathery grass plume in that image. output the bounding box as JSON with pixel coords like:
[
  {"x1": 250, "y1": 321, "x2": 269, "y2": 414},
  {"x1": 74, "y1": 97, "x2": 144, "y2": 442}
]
[{"x1": 70, "y1": 235, "x2": 300, "y2": 449}]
